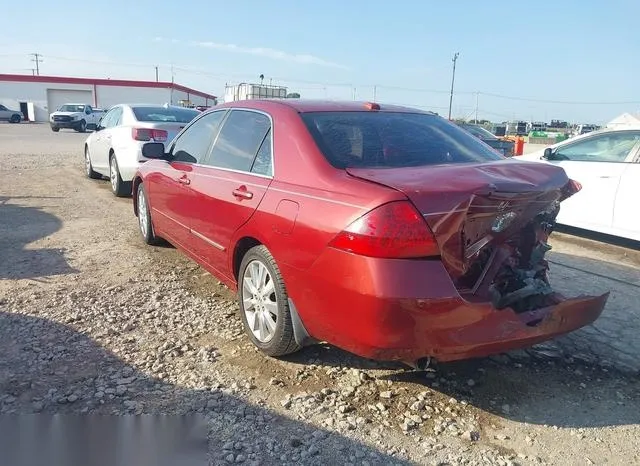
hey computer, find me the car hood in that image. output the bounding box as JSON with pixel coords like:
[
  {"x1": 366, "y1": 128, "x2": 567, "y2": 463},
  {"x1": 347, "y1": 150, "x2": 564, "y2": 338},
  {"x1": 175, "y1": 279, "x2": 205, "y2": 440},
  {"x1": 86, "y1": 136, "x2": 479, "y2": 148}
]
[
  {"x1": 52, "y1": 111, "x2": 82, "y2": 117},
  {"x1": 346, "y1": 159, "x2": 577, "y2": 279}
]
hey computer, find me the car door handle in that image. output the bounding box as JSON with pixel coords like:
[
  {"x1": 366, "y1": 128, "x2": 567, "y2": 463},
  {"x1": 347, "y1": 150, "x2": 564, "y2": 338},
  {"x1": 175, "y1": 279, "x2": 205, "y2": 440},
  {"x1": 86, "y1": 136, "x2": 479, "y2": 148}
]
[
  {"x1": 232, "y1": 186, "x2": 253, "y2": 200},
  {"x1": 177, "y1": 175, "x2": 191, "y2": 185},
  {"x1": 599, "y1": 175, "x2": 613, "y2": 179}
]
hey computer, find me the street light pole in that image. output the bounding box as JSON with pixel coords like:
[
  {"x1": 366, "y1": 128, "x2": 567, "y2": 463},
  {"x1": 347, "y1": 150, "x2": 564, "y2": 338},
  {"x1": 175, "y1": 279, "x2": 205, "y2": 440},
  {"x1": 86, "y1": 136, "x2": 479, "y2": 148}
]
[{"x1": 448, "y1": 52, "x2": 459, "y2": 120}]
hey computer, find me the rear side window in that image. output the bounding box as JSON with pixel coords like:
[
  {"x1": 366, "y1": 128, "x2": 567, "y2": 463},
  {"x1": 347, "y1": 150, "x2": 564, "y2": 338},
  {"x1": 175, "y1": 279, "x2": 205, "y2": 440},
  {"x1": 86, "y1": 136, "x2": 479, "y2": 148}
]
[
  {"x1": 132, "y1": 106, "x2": 199, "y2": 123},
  {"x1": 301, "y1": 112, "x2": 503, "y2": 168},
  {"x1": 208, "y1": 110, "x2": 271, "y2": 172}
]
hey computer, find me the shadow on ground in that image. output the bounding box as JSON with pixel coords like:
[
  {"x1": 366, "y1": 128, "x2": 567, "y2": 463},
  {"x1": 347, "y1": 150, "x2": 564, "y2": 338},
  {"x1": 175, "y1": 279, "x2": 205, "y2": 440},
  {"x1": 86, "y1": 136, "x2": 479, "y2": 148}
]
[
  {"x1": 0, "y1": 196, "x2": 78, "y2": 280},
  {"x1": 0, "y1": 311, "x2": 409, "y2": 466}
]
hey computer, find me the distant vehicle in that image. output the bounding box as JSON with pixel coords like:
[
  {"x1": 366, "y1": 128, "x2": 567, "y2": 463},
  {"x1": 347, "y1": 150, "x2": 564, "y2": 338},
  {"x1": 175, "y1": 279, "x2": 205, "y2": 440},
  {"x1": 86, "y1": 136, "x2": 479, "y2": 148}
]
[
  {"x1": 83, "y1": 104, "x2": 200, "y2": 196},
  {"x1": 550, "y1": 120, "x2": 569, "y2": 129},
  {"x1": 50, "y1": 104, "x2": 104, "y2": 132},
  {"x1": 528, "y1": 121, "x2": 547, "y2": 132},
  {"x1": 131, "y1": 99, "x2": 607, "y2": 365},
  {"x1": 519, "y1": 127, "x2": 640, "y2": 241},
  {"x1": 506, "y1": 120, "x2": 528, "y2": 136},
  {"x1": 224, "y1": 83, "x2": 287, "y2": 102},
  {"x1": 0, "y1": 104, "x2": 23, "y2": 123},
  {"x1": 458, "y1": 123, "x2": 515, "y2": 156},
  {"x1": 573, "y1": 124, "x2": 599, "y2": 136}
]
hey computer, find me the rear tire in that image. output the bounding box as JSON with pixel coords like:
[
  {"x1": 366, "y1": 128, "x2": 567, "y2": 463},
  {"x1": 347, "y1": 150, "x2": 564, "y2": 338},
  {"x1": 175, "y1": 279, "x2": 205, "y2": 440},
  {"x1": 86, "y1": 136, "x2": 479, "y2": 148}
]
[
  {"x1": 109, "y1": 154, "x2": 131, "y2": 197},
  {"x1": 136, "y1": 183, "x2": 161, "y2": 245},
  {"x1": 238, "y1": 245, "x2": 301, "y2": 357}
]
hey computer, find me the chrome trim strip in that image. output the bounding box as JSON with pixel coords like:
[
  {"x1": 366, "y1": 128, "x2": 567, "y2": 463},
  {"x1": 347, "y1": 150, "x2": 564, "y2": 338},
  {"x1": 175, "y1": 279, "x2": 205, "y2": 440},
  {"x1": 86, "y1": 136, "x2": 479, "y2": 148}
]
[
  {"x1": 152, "y1": 207, "x2": 190, "y2": 230},
  {"x1": 191, "y1": 229, "x2": 225, "y2": 251}
]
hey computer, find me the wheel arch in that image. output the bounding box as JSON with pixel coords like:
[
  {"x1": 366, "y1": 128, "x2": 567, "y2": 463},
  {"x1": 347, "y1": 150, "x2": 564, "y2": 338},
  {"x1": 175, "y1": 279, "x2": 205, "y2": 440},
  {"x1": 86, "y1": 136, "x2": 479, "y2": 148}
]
[{"x1": 232, "y1": 236, "x2": 263, "y2": 280}]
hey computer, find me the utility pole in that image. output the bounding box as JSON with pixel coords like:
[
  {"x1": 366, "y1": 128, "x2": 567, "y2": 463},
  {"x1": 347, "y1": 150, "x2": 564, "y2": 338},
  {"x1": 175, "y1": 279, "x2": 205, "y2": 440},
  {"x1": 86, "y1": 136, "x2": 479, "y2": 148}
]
[
  {"x1": 155, "y1": 66, "x2": 159, "y2": 82},
  {"x1": 474, "y1": 91, "x2": 479, "y2": 123},
  {"x1": 448, "y1": 52, "x2": 459, "y2": 120},
  {"x1": 30, "y1": 53, "x2": 43, "y2": 76}
]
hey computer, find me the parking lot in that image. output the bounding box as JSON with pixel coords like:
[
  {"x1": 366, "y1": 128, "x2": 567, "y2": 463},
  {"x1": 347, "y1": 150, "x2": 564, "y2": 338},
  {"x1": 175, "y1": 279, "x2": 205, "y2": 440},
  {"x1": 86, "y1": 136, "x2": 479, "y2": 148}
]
[{"x1": 1, "y1": 123, "x2": 639, "y2": 465}]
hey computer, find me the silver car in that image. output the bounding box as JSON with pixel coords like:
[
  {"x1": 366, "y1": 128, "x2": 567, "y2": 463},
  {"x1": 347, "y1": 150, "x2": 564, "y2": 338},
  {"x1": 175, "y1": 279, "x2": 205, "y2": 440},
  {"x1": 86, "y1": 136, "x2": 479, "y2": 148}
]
[
  {"x1": 83, "y1": 104, "x2": 200, "y2": 196},
  {"x1": 0, "y1": 104, "x2": 23, "y2": 123}
]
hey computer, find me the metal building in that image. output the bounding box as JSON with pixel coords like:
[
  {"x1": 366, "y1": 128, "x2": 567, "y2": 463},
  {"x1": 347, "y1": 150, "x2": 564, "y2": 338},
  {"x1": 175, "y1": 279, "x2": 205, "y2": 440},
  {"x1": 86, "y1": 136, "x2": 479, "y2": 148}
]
[{"x1": 0, "y1": 74, "x2": 217, "y2": 122}]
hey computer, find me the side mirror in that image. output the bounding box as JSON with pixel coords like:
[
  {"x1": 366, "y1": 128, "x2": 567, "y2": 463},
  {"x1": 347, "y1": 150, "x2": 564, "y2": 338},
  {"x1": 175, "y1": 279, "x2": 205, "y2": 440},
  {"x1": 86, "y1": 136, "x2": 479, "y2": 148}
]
[
  {"x1": 542, "y1": 147, "x2": 554, "y2": 159},
  {"x1": 142, "y1": 142, "x2": 168, "y2": 160}
]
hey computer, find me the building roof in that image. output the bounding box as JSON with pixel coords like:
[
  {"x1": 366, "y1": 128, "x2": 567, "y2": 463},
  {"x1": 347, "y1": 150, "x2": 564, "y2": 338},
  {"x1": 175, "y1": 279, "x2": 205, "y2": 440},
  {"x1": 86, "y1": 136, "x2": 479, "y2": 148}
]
[{"x1": 0, "y1": 74, "x2": 216, "y2": 100}]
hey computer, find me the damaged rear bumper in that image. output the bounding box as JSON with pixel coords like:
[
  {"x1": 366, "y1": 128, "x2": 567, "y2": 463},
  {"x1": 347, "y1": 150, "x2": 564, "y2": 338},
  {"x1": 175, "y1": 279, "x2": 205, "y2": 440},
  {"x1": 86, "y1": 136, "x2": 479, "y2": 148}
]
[
  {"x1": 293, "y1": 249, "x2": 609, "y2": 364},
  {"x1": 426, "y1": 292, "x2": 609, "y2": 362}
]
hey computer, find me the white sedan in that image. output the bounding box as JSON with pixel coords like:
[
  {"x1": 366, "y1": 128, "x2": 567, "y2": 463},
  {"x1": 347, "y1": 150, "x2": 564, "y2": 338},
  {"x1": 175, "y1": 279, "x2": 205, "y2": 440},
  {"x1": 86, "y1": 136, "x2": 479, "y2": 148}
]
[
  {"x1": 83, "y1": 104, "x2": 200, "y2": 196},
  {"x1": 519, "y1": 127, "x2": 640, "y2": 241}
]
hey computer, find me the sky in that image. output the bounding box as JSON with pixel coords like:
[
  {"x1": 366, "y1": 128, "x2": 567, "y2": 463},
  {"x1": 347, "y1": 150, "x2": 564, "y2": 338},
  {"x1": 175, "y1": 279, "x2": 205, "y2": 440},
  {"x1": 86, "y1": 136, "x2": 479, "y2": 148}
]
[{"x1": 1, "y1": 1, "x2": 639, "y2": 123}]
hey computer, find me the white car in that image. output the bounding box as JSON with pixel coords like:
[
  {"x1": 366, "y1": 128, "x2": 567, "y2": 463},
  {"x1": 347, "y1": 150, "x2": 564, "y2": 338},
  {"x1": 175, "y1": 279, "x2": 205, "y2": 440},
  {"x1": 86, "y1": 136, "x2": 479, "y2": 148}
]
[
  {"x1": 519, "y1": 127, "x2": 640, "y2": 241},
  {"x1": 83, "y1": 104, "x2": 200, "y2": 196}
]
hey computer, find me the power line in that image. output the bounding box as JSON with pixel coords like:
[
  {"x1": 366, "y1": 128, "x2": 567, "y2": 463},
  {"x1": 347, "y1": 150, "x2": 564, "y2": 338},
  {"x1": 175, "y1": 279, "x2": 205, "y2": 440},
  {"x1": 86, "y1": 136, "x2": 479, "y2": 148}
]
[
  {"x1": 477, "y1": 91, "x2": 640, "y2": 106},
  {"x1": 4, "y1": 53, "x2": 639, "y2": 107}
]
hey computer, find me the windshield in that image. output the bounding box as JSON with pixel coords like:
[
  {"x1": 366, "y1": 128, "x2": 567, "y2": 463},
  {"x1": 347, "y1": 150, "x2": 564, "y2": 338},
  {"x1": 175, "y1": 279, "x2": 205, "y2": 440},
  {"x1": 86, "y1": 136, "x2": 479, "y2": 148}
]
[
  {"x1": 460, "y1": 124, "x2": 498, "y2": 140},
  {"x1": 301, "y1": 111, "x2": 503, "y2": 169},
  {"x1": 132, "y1": 106, "x2": 199, "y2": 123},
  {"x1": 59, "y1": 105, "x2": 85, "y2": 112}
]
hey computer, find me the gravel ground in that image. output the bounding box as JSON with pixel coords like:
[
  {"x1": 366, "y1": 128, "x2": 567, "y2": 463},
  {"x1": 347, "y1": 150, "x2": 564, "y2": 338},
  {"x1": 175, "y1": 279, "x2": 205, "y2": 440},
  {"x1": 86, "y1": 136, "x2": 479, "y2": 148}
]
[{"x1": 1, "y1": 124, "x2": 639, "y2": 465}]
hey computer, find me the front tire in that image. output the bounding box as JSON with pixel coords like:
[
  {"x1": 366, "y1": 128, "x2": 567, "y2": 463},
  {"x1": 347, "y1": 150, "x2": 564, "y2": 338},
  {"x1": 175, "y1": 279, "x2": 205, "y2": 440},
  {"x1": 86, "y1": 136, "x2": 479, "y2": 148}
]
[
  {"x1": 76, "y1": 119, "x2": 87, "y2": 133},
  {"x1": 238, "y1": 245, "x2": 301, "y2": 357},
  {"x1": 51, "y1": 126, "x2": 60, "y2": 132},
  {"x1": 109, "y1": 154, "x2": 131, "y2": 197},
  {"x1": 84, "y1": 146, "x2": 101, "y2": 179},
  {"x1": 10, "y1": 114, "x2": 21, "y2": 123},
  {"x1": 136, "y1": 183, "x2": 161, "y2": 245}
]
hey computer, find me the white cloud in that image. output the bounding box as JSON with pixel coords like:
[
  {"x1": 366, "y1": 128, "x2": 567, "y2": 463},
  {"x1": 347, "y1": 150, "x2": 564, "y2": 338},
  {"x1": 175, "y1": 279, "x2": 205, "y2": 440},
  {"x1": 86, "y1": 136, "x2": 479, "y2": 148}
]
[{"x1": 155, "y1": 37, "x2": 348, "y2": 69}]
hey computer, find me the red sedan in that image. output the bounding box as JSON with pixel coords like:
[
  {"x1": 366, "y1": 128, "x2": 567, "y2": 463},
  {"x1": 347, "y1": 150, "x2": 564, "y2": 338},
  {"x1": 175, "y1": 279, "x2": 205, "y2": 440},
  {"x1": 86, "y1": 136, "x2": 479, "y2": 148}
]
[{"x1": 132, "y1": 100, "x2": 608, "y2": 367}]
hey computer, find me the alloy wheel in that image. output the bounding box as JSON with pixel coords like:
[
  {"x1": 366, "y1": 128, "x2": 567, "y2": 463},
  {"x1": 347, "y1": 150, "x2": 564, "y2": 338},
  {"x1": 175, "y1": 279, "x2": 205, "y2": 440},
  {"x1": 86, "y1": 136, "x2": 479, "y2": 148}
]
[{"x1": 242, "y1": 260, "x2": 278, "y2": 343}]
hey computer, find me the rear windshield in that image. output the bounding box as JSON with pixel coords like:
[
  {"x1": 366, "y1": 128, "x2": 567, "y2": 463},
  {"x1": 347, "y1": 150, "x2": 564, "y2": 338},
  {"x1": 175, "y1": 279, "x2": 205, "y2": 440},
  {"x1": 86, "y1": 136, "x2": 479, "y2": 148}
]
[
  {"x1": 301, "y1": 111, "x2": 503, "y2": 169},
  {"x1": 132, "y1": 106, "x2": 199, "y2": 123}
]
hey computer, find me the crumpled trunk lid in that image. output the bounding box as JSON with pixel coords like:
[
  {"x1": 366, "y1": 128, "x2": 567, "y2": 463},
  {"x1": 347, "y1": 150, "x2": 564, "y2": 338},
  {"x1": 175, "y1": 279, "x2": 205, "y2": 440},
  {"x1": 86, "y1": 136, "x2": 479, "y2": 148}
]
[{"x1": 346, "y1": 159, "x2": 576, "y2": 280}]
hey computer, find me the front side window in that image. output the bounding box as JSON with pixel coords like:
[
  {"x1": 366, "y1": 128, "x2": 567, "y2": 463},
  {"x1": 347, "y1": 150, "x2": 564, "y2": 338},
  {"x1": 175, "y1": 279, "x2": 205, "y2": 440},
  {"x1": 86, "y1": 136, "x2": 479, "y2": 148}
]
[
  {"x1": 106, "y1": 107, "x2": 123, "y2": 128},
  {"x1": 301, "y1": 111, "x2": 503, "y2": 169},
  {"x1": 555, "y1": 132, "x2": 640, "y2": 162},
  {"x1": 170, "y1": 110, "x2": 227, "y2": 164},
  {"x1": 99, "y1": 108, "x2": 118, "y2": 128},
  {"x1": 208, "y1": 110, "x2": 271, "y2": 172}
]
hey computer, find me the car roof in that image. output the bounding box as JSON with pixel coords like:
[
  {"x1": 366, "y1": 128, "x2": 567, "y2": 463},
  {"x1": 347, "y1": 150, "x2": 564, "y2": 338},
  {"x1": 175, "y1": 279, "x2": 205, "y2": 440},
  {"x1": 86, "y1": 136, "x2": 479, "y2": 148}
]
[{"x1": 217, "y1": 99, "x2": 435, "y2": 114}]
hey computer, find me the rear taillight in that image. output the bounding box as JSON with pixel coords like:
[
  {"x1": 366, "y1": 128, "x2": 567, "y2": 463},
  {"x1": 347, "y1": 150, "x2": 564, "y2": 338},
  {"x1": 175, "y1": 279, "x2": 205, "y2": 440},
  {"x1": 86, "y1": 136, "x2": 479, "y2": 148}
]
[
  {"x1": 132, "y1": 128, "x2": 168, "y2": 142},
  {"x1": 329, "y1": 201, "x2": 440, "y2": 258}
]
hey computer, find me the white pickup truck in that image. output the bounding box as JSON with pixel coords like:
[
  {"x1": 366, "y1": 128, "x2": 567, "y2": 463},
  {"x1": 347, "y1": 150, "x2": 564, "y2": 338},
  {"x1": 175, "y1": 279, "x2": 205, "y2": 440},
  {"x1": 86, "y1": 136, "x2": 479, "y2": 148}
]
[{"x1": 50, "y1": 104, "x2": 104, "y2": 132}]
